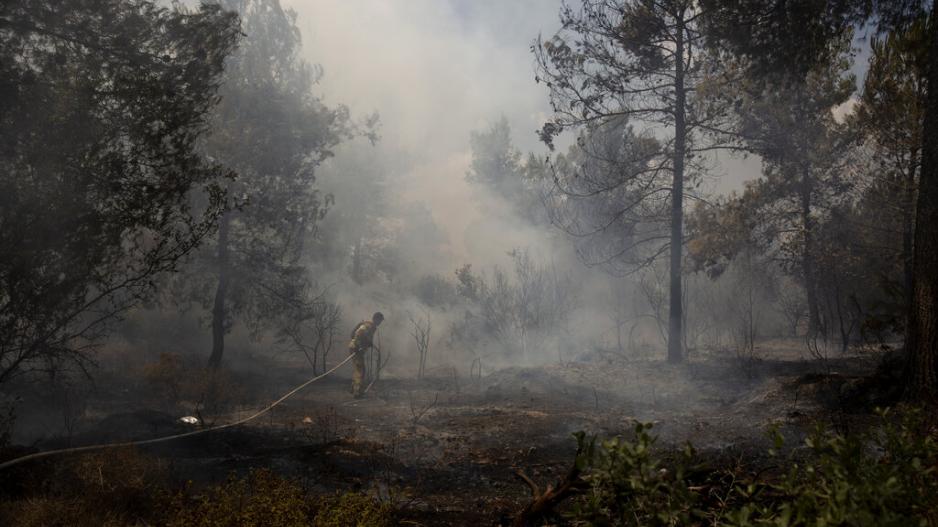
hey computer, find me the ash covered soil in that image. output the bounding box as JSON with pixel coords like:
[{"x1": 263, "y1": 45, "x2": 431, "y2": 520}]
[{"x1": 6, "y1": 341, "x2": 884, "y2": 525}]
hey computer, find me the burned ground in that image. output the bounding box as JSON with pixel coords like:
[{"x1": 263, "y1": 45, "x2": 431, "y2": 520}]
[{"x1": 1, "y1": 340, "x2": 889, "y2": 525}]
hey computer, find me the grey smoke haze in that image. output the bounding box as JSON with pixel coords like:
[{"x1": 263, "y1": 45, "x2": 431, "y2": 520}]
[
  {"x1": 283, "y1": 0, "x2": 767, "y2": 267},
  {"x1": 285, "y1": 0, "x2": 563, "y2": 266},
  {"x1": 256, "y1": 1, "x2": 820, "y2": 368}
]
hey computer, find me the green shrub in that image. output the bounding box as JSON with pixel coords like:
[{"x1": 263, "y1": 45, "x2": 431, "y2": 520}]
[
  {"x1": 726, "y1": 409, "x2": 938, "y2": 527},
  {"x1": 570, "y1": 424, "x2": 707, "y2": 526},
  {"x1": 569, "y1": 409, "x2": 938, "y2": 527}
]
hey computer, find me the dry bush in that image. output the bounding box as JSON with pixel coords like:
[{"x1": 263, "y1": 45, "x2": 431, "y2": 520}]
[
  {"x1": 279, "y1": 300, "x2": 343, "y2": 375},
  {"x1": 185, "y1": 367, "x2": 247, "y2": 425},
  {"x1": 2, "y1": 457, "x2": 394, "y2": 527},
  {"x1": 0, "y1": 448, "x2": 170, "y2": 527},
  {"x1": 166, "y1": 469, "x2": 393, "y2": 527},
  {"x1": 142, "y1": 352, "x2": 184, "y2": 409},
  {"x1": 139, "y1": 351, "x2": 246, "y2": 422},
  {"x1": 409, "y1": 310, "x2": 431, "y2": 379},
  {"x1": 313, "y1": 491, "x2": 395, "y2": 527},
  {"x1": 301, "y1": 406, "x2": 358, "y2": 445},
  {"x1": 451, "y1": 250, "x2": 578, "y2": 361},
  {"x1": 166, "y1": 468, "x2": 311, "y2": 527},
  {"x1": 413, "y1": 272, "x2": 456, "y2": 309},
  {"x1": 408, "y1": 390, "x2": 440, "y2": 428}
]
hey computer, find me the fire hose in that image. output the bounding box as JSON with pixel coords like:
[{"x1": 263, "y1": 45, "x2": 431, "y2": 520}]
[{"x1": 0, "y1": 353, "x2": 355, "y2": 471}]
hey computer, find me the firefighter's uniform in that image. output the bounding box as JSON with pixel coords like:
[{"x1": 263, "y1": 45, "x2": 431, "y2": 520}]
[{"x1": 348, "y1": 319, "x2": 379, "y2": 397}]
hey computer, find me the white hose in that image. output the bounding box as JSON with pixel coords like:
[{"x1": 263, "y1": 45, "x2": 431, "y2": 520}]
[{"x1": 0, "y1": 353, "x2": 354, "y2": 471}]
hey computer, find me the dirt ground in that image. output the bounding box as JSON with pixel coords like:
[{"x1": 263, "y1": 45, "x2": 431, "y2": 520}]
[{"x1": 4, "y1": 340, "x2": 885, "y2": 525}]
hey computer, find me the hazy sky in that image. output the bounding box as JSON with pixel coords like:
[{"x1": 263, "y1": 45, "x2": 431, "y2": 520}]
[{"x1": 287, "y1": 0, "x2": 561, "y2": 154}]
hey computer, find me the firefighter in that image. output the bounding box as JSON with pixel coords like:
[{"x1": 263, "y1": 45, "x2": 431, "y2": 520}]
[{"x1": 348, "y1": 311, "x2": 384, "y2": 398}]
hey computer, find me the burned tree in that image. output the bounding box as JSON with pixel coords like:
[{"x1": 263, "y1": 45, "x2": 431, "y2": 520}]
[
  {"x1": 903, "y1": 1, "x2": 938, "y2": 402},
  {"x1": 409, "y1": 310, "x2": 431, "y2": 380},
  {"x1": 279, "y1": 299, "x2": 342, "y2": 375},
  {"x1": 534, "y1": 0, "x2": 735, "y2": 362}
]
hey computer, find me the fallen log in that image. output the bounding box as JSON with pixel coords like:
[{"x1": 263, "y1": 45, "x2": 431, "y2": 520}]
[{"x1": 512, "y1": 443, "x2": 588, "y2": 527}]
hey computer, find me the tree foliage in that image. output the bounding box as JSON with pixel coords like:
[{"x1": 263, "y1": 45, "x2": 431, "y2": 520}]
[
  {"x1": 702, "y1": 0, "x2": 938, "y2": 399},
  {"x1": 171, "y1": 0, "x2": 356, "y2": 367},
  {"x1": 850, "y1": 14, "x2": 930, "y2": 318},
  {"x1": 534, "y1": 0, "x2": 738, "y2": 362},
  {"x1": 467, "y1": 116, "x2": 524, "y2": 199},
  {"x1": 540, "y1": 119, "x2": 668, "y2": 273},
  {"x1": 698, "y1": 38, "x2": 855, "y2": 337},
  {"x1": 0, "y1": 0, "x2": 240, "y2": 383}
]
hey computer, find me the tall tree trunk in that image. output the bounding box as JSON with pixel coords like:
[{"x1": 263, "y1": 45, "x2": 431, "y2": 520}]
[
  {"x1": 208, "y1": 212, "x2": 230, "y2": 369},
  {"x1": 667, "y1": 12, "x2": 686, "y2": 364},
  {"x1": 801, "y1": 164, "x2": 822, "y2": 338},
  {"x1": 902, "y1": 157, "x2": 917, "y2": 321},
  {"x1": 905, "y1": 1, "x2": 938, "y2": 402}
]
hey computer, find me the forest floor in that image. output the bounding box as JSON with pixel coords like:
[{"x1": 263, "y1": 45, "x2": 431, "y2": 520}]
[{"x1": 2, "y1": 339, "x2": 890, "y2": 525}]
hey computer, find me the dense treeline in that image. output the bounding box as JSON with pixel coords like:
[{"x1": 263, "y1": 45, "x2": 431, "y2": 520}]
[
  {"x1": 0, "y1": 0, "x2": 935, "y2": 411},
  {"x1": 0, "y1": 0, "x2": 240, "y2": 383},
  {"x1": 525, "y1": 0, "x2": 936, "y2": 399}
]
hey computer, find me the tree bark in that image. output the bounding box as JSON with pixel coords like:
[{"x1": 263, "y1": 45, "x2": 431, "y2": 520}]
[
  {"x1": 801, "y1": 164, "x2": 822, "y2": 338},
  {"x1": 902, "y1": 156, "x2": 917, "y2": 321},
  {"x1": 667, "y1": 11, "x2": 686, "y2": 364},
  {"x1": 905, "y1": 1, "x2": 938, "y2": 402},
  {"x1": 208, "y1": 212, "x2": 230, "y2": 369}
]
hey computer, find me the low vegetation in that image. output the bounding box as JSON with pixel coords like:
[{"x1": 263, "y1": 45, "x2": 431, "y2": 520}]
[
  {"x1": 2, "y1": 408, "x2": 934, "y2": 526},
  {"x1": 561, "y1": 409, "x2": 938, "y2": 526},
  {"x1": 0, "y1": 456, "x2": 394, "y2": 527}
]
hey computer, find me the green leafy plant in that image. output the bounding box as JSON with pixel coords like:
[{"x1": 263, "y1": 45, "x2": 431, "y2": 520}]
[
  {"x1": 569, "y1": 409, "x2": 938, "y2": 527},
  {"x1": 570, "y1": 424, "x2": 705, "y2": 526},
  {"x1": 726, "y1": 409, "x2": 938, "y2": 527}
]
